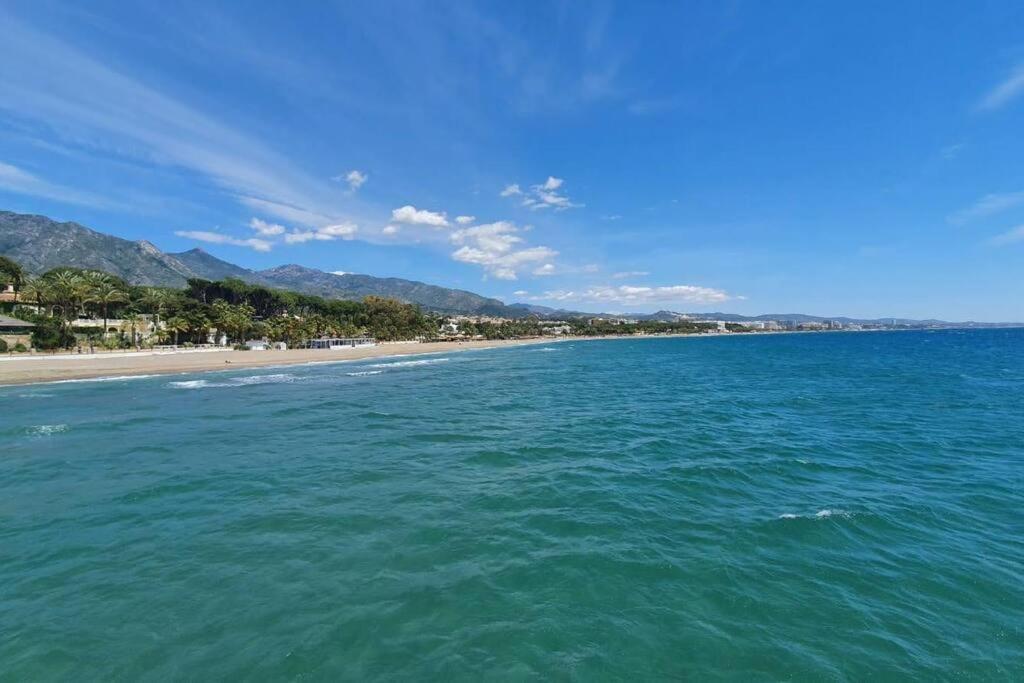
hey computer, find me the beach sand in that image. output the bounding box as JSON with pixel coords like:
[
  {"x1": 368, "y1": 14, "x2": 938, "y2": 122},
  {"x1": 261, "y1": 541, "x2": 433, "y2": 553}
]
[{"x1": 0, "y1": 338, "x2": 558, "y2": 386}]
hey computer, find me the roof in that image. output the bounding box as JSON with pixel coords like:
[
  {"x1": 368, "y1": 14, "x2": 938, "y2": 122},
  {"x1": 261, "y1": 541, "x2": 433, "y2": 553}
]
[{"x1": 0, "y1": 315, "x2": 35, "y2": 328}]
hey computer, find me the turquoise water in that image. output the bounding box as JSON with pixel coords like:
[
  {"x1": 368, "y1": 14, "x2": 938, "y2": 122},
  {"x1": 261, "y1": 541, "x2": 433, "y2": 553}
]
[{"x1": 2, "y1": 330, "x2": 1023, "y2": 679}]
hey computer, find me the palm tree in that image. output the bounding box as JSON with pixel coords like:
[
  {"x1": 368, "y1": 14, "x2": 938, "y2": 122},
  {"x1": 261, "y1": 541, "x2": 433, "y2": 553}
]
[
  {"x1": 139, "y1": 288, "x2": 175, "y2": 337},
  {"x1": 45, "y1": 270, "x2": 87, "y2": 328},
  {"x1": 121, "y1": 313, "x2": 144, "y2": 350},
  {"x1": 163, "y1": 316, "x2": 189, "y2": 346},
  {"x1": 87, "y1": 281, "x2": 128, "y2": 337},
  {"x1": 18, "y1": 278, "x2": 49, "y2": 311}
]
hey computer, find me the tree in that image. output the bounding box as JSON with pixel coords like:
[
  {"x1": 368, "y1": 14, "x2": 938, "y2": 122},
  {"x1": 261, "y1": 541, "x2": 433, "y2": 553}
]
[
  {"x1": 212, "y1": 300, "x2": 254, "y2": 344},
  {"x1": 163, "y1": 316, "x2": 189, "y2": 346},
  {"x1": 121, "y1": 313, "x2": 144, "y2": 350},
  {"x1": 0, "y1": 256, "x2": 25, "y2": 297},
  {"x1": 139, "y1": 287, "x2": 176, "y2": 333},
  {"x1": 87, "y1": 280, "x2": 128, "y2": 336},
  {"x1": 43, "y1": 269, "x2": 88, "y2": 327}
]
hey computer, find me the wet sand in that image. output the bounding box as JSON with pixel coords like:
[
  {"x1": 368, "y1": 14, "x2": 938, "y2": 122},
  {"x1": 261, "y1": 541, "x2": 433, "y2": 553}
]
[{"x1": 0, "y1": 339, "x2": 558, "y2": 386}]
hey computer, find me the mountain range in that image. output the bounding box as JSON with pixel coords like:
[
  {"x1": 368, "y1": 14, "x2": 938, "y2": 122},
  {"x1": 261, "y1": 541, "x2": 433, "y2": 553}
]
[
  {"x1": 0, "y1": 210, "x2": 517, "y2": 316},
  {"x1": 1, "y1": 210, "x2": 1016, "y2": 326}
]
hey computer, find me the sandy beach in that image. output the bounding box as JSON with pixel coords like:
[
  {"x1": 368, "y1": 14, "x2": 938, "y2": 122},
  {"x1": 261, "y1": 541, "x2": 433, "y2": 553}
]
[{"x1": 0, "y1": 338, "x2": 560, "y2": 386}]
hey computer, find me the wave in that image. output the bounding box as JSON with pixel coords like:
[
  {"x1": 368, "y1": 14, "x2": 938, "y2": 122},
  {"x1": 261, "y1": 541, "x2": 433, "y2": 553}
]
[
  {"x1": 367, "y1": 357, "x2": 450, "y2": 369},
  {"x1": 170, "y1": 373, "x2": 296, "y2": 389},
  {"x1": 778, "y1": 508, "x2": 852, "y2": 520},
  {"x1": 27, "y1": 424, "x2": 69, "y2": 436},
  {"x1": 528, "y1": 347, "x2": 560, "y2": 352},
  {"x1": 49, "y1": 374, "x2": 162, "y2": 385},
  {"x1": 346, "y1": 370, "x2": 384, "y2": 377},
  {"x1": 232, "y1": 373, "x2": 295, "y2": 386}
]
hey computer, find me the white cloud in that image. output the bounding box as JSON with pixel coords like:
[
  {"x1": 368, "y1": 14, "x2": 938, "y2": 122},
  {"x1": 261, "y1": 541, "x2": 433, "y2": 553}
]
[
  {"x1": 175, "y1": 230, "x2": 272, "y2": 252},
  {"x1": 284, "y1": 230, "x2": 323, "y2": 244},
  {"x1": 455, "y1": 215, "x2": 475, "y2": 225},
  {"x1": 281, "y1": 223, "x2": 356, "y2": 244},
  {"x1": 318, "y1": 222, "x2": 358, "y2": 239},
  {"x1": 505, "y1": 176, "x2": 583, "y2": 211},
  {"x1": 331, "y1": 270, "x2": 348, "y2": 276},
  {"x1": 340, "y1": 169, "x2": 367, "y2": 191},
  {"x1": 248, "y1": 217, "x2": 286, "y2": 236},
  {"x1": 0, "y1": 18, "x2": 369, "y2": 237},
  {"x1": 612, "y1": 270, "x2": 650, "y2": 279},
  {"x1": 536, "y1": 284, "x2": 733, "y2": 306},
  {"x1": 533, "y1": 263, "x2": 556, "y2": 276},
  {"x1": 513, "y1": 290, "x2": 528, "y2": 296},
  {"x1": 977, "y1": 65, "x2": 1024, "y2": 111},
  {"x1": 0, "y1": 160, "x2": 109, "y2": 207},
  {"x1": 987, "y1": 225, "x2": 1024, "y2": 246},
  {"x1": 382, "y1": 224, "x2": 400, "y2": 236},
  {"x1": 949, "y1": 190, "x2": 1024, "y2": 224},
  {"x1": 391, "y1": 205, "x2": 449, "y2": 227},
  {"x1": 450, "y1": 221, "x2": 558, "y2": 280}
]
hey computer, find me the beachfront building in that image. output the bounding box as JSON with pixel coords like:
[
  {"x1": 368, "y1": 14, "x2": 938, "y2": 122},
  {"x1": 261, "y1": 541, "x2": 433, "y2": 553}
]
[
  {"x1": 299, "y1": 337, "x2": 376, "y2": 350},
  {"x1": 0, "y1": 282, "x2": 16, "y2": 302},
  {"x1": 0, "y1": 314, "x2": 35, "y2": 349},
  {"x1": 245, "y1": 339, "x2": 270, "y2": 351}
]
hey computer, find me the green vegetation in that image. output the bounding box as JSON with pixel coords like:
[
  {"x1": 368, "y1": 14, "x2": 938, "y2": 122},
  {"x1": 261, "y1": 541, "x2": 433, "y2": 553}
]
[
  {"x1": 2, "y1": 255, "x2": 724, "y2": 352},
  {"x1": 4, "y1": 258, "x2": 437, "y2": 350}
]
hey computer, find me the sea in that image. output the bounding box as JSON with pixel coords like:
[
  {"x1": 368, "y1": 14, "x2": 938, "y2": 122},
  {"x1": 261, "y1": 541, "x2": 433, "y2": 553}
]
[{"x1": 2, "y1": 329, "x2": 1022, "y2": 679}]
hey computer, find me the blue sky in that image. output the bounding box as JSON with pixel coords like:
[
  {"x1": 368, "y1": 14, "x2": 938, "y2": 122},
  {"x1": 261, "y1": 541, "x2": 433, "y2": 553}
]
[{"x1": 1, "y1": 1, "x2": 1023, "y2": 320}]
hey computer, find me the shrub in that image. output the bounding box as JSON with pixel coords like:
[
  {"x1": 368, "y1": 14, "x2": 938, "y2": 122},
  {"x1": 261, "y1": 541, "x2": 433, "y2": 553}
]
[
  {"x1": 0, "y1": 339, "x2": 7, "y2": 353},
  {"x1": 30, "y1": 318, "x2": 76, "y2": 350},
  {"x1": 14, "y1": 343, "x2": 27, "y2": 353}
]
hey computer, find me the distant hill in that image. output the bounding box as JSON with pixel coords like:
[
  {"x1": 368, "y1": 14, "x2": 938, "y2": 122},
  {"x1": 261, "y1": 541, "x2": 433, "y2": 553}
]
[
  {"x1": 170, "y1": 247, "x2": 268, "y2": 284},
  {"x1": 0, "y1": 210, "x2": 523, "y2": 315},
  {"x1": 258, "y1": 264, "x2": 513, "y2": 315},
  {"x1": 4, "y1": 209, "x2": 1013, "y2": 325},
  {"x1": 0, "y1": 210, "x2": 193, "y2": 286}
]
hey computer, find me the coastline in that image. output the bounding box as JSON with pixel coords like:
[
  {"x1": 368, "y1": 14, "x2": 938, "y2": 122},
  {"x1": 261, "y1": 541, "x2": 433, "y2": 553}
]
[
  {"x1": 0, "y1": 338, "x2": 563, "y2": 387},
  {"x1": 0, "y1": 328, "x2": 912, "y2": 387}
]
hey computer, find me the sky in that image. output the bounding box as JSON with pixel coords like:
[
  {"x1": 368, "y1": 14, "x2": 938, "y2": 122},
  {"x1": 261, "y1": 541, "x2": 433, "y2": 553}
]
[{"x1": 1, "y1": 1, "x2": 1023, "y2": 321}]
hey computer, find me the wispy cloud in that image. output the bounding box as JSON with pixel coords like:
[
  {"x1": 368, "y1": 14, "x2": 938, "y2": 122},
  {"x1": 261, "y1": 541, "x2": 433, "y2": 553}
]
[
  {"x1": 455, "y1": 215, "x2": 475, "y2": 225},
  {"x1": 986, "y1": 225, "x2": 1024, "y2": 247},
  {"x1": 502, "y1": 176, "x2": 583, "y2": 211},
  {"x1": 0, "y1": 160, "x2": 111, "y2": 208},
  {"x1": 977, "y1": 65, "x2": 1024, "y2": 111},
  {"x1": 175, "y1": 230, "x2": 272, "y2": 252},
  {"x1": 333, "y1": 169, "x2": 367, "y2": 192},
  {"x1": 949, "y1": 190, "x2": 1024, "y2": 224},
  {"x1": 450, "y1": 221, "x2": 557, "y2": 280},
  {"x1": 391, "y1": 205, "x2": 449, "y2": 228},
  {"x1": 535, "y1": 284, "x2": 733, "y2": 306},
  {"x1": 248, "y1": 217, "x2": 286, "y2": 236},
  {"x1": 283, "y1": 222, "x2": 358, "y2": 243},
  {"x1": 612, "y1": 270, "x2": 649, "y2": 279},
  {"x1": 0, "y1": 14, "x2": 369, "y2": 233}
]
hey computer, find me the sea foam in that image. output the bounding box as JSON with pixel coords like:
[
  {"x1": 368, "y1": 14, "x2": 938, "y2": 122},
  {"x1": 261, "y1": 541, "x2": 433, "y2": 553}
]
[
  {"x1": 367, "y1": 357, "x2": 450, "y2": 369},
  {"x1": 27, "y1": 424, "x2": 69, "y2": 436}
]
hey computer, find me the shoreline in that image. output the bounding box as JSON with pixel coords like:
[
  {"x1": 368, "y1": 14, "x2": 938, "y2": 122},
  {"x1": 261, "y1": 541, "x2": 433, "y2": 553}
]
[
  {"x1": 0, "y1": 338, "x2": 563, "y2": 387},
  {"x1": 0, "y1": 328, "x2": 932, "y2": 387}
]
